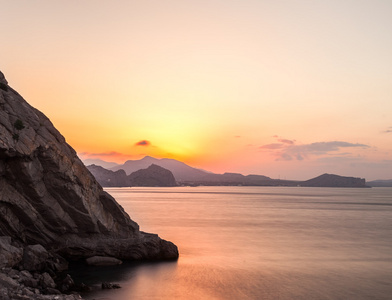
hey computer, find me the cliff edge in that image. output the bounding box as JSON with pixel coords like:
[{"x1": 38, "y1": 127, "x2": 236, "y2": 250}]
[{"x1": 0, "y1": 70, "x2": 178, "y2": 261}]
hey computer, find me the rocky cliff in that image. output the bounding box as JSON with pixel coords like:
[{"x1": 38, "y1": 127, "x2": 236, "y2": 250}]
[{"x1": 0, "y1": 70, "x2": 178, "y2": 261}]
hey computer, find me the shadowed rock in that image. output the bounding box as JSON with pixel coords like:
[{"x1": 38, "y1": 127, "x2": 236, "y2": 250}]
[
  {"x1": 86, "y1": 256, "x2": 122, "y2": 266},
  {"x1": 0, "y1": 236, "x2": 23, "y2": 268},
  {"x1": 0, "y1": 70, "x2": 178, "y2": 261}
]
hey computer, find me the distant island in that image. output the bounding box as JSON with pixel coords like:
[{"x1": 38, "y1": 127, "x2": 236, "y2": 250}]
[{"x1": 86, "y1": 156, "x2": 369, "y2": 188}]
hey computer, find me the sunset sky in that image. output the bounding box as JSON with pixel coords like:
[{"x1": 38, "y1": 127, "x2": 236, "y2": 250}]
[{"x1": 1, "y1": 1, "x2": 391, "y2": 180}]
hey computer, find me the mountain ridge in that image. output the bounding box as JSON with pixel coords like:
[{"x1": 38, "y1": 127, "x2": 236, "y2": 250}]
[
  {"x1": 89, "y1": 157, "x2": 368, "y2": 188},
  {"x1": 366, "y1": 179, "x2": 392, "y2": 187},
  {"x1": 88, "y1": 163, "x2": 177, "y2": 187},
  {"x1": 110, "y1": 156, "x2": 208, "y2": 181}
]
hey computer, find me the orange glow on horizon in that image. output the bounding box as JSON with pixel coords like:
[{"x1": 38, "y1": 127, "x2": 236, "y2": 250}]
[{"x1": 2, "y1": 1, "x2": 392, "y2": 180}]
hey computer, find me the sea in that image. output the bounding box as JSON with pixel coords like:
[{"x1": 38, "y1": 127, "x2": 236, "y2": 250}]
[{"x1": 73, "y1": 186, "x2": 392, "y2": 300}]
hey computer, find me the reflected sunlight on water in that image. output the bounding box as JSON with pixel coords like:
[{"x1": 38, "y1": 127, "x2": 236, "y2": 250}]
[{"x1": 78, "y1": 187, "x2": 392, "y2": 300}]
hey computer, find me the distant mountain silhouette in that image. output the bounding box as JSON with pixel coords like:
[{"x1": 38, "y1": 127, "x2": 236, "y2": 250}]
[
  {"x1": 109, "y1": 156, "x2": 274, "y2": 184},
  {"x1": 87, "y1": 164, "x2": 129, "y2": 187},
  {"x1": 85, "y1": 156, "x2": 368, "y2": 187},
  {"x1": 128, "y1": 164, "x2": 177, "y2": 187},
  {"x1": 367, "y1": 179, "x2": 392, "y2": 187},
  {"x1": 83, "y1": 158, "x2": 119, "y2": 169},
  {"x1": 88, "y1": 163, "x2": 177, "y2": 187},
  {"x1": 110, "y1": 156, "x2": 208, "y2": 181},
  {"x1": 301, "y1": 173, "x2": 367, "y2": 187}
]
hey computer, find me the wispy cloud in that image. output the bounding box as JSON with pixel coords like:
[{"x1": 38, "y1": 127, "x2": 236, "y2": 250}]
[
  {"x1": 135, "y1": 140, "x2": 151, "y2": 146},
  {"x1": 294, "y1": 141, "x2": 369, "y2": 154},
  {"x1": 260, "y1": 143, "x2": 284, "y2": 150},
  {"x1": 78, "y1": 151, "x2": 134, "y2": 162},
  {"x1": 260, "y1": 138, "x2": 370, "y2": 161},
  {"x1": 278, "y1": 138, "x2": 295, "y2": 145},
  {"x1": 382, "y1": 126, "x2": 392, "y2": 133},
  {"x1": 79, "y1": 151, "x2": 124, "y2": 158}
]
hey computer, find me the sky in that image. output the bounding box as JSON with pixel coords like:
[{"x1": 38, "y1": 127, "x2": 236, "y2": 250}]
[{"x1": 1, "y1": 0, "x2": 391, "y2": 180}]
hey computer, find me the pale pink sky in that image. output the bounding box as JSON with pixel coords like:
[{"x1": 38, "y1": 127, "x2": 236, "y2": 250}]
[{"x1": 1, "y1": 1, "x2": 392, "y2": 180}]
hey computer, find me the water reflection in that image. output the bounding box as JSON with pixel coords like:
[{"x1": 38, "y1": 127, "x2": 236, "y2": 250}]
[
  {"x1": 72, "y1": 187, "x2": 392, "y2": 300},
  {"x1": 70, "y1": 261, "x2": 178, "y2": 299}
]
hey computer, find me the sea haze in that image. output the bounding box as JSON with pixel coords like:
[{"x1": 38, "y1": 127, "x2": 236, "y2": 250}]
[{"x1": 78, "y1": 187, "x2": 392, "y2": 300}]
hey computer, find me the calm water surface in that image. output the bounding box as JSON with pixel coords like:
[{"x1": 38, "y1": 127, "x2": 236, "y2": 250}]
[{"x1": 78, "y1": 187, "x2": 392, "y2": 300}]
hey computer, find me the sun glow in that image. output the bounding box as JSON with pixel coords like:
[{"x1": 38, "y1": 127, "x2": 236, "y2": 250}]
[{"x1": 2, "y1": 1, "x2": 392, "y2": 180}]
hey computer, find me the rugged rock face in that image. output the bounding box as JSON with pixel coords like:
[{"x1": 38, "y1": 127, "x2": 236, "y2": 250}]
[
  {"x1": 0, "y1": 70, "x2": 178, "y2": 260},
  {"x1": 0, "y1": 267, "x2": 83, "y2": 300},
  {"x1": 0, "y1": 236, "x2": 79, "y2": 299}
]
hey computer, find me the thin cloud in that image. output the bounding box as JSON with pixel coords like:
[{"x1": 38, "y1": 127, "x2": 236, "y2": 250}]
[
  {"x1": 278, "y1": 138, "x2": 295, "y2": 145},
  {"x1": 135, "y1": 140, "x2": 151, "y2": 146},
  {"x1": 317, "y1": 156, "x2": 362, "y2": 164},
  {"x1": 79, "y1": 151, "x2": 124, "y2": 158},
  {"x1": 260, "y1": 140, "x2": 370, "y2": 161},
  {"x1": 294, "y1": 141, "x2": 369, "y2": 154},
  {"x1": 78, "y1": 151, "x2": 135, "y2": 162},
  {"x1": 382, "y1": 126, "x2": 392, "y2": 133},
  {"x1": 276, "y1": 153, "x2": 293, "y2": 161},
  {"x1": 260, "y1": 143, "x2": 284, "y2": 150}
]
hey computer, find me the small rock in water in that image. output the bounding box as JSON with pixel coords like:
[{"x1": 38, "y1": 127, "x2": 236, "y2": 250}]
[
  {"x1": 79, "y1": 283, "x2": 92, "y2": 292},
  {"x1": 59, "y1": 274, "x2": 75, "y2": 293},
  {"x1": 86, "y1": 256, "x2": 122, "y2": 266},
  {"x1": 101, "y1": 282, "x2": 121, "y2": 289}
]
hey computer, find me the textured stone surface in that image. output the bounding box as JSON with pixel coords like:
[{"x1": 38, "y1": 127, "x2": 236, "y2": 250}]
[
  {"x1": 0, "y1": 70, "x2": 178, "y2": 260},
  {"x1": 0, "y1": 236, "x2": 23, "y2": 268},
  {"x1": 22, "y1": 244, "x2": 49, "y2": 272},
  {"x1": 0, "y1": 268, "x2": 82, "y2": 300}
]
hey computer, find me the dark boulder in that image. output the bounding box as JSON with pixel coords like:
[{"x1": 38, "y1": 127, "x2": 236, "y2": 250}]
[
  {"x1": 85, "y1": 256, "x2": 122, "y2": 266},
  {"x1": 0, "y1": 236, "x2": 23, "y2": 268},
  {"x1": 102, "y1": 282, "x2": 121, "y2": 289},
  {"x1": 22, "y1": 244, "x2": 49, "y2": 272}
]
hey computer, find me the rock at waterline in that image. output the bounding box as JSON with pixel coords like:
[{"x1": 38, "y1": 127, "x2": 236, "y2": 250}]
[
  {"x1": 0, "y1": 69, "x2": 178, "y2": 299},
  {"x1": 86, "y1": 256, "x2": 123, "y2": 266},
  {"x1": 102, "y1": 282, "x2": 122, "y2": 289},
  {"x1": 0, "y1": 69, "x2": 178, "y2": 261}
]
